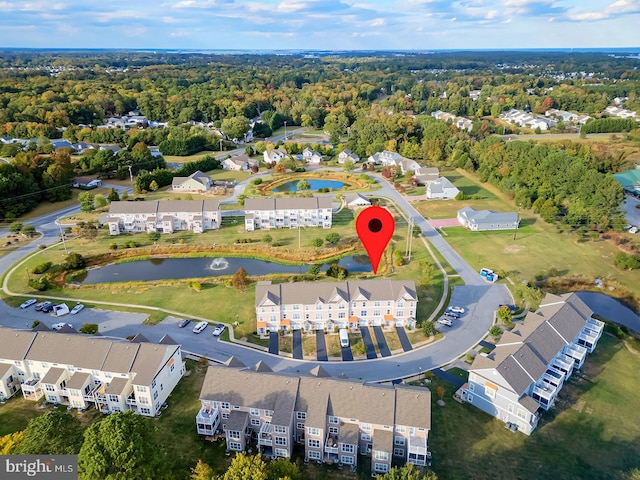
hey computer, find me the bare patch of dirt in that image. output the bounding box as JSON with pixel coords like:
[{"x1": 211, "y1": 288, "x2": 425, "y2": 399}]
[{"x1": 503, "y1": 245, "x2": 524, "y2": 254}]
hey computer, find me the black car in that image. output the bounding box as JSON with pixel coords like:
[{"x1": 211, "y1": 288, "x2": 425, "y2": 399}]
[
  {"x1": 41, "y1": 303, "x2": 54, "y2": 313},
  {"x1": 444, "y1": 312, "x2": 460, "y2": 319},
  {"x1": 178, "y1": 319, "x2": 191, "y2": 328}
]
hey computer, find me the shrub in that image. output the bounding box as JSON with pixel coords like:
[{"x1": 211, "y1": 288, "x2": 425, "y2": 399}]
[
  {"x1": 393, "y1": 249, "x2": 404, "y2": 266},
  {"x1": 326, "y1": 262, "x2": 347, "y2": 279},
  {"x1": 31, "y1": 320, "x2": 41, "y2": 329},
  {"x1": 32, "y1": 262, "x2": 52, "y2": 275},
  {"x1": 79, "y1": 323, "x2": 99, "y2": 334},
  {"x1": 455, "y1": 191, "x2": 467, "y2": 201},
  {"x1": 126, "y1": 241, "x2": 138, "y2": 248},
  {"x1": 325, "y1": 233, "x2": 340, "y2": 244},
  {"x1": 311, "y1": 238, "x2": 324, "y2": 248},
  {"x1": 148, "y1": 232, "x2": 161, "y2": 242},
  {"x1": 262, "y1": 234, "x2": 272, "y2": 244},
  {"x1": 109, "y1": 243, "x2": 118, "y2": 250},
  {"x1": 496, "y1": 305, "x2": 513, "y2": 324},
  {"x1": 8, "y1": 221, "x2": 23, "y2": 234},
  {"x1": 252, "y1": 178, "x2": 263, "y2": 185},
  {"x1": 29, "y1": 277, "x2": 51, "y2": 291},
  {"x1": 489, "y1": 325, "x2": 502, "y2": 337},
  {"x1": 63, "y1": 253, "x2": 85, "y2": 270},
  {"x1": 22, "y1": 226, "x2": 36, "y2": 237}
]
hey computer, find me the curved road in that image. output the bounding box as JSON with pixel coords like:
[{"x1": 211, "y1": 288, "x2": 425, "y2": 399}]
[{"x1": 1, "y1": 162, "x2": 512, "y2": 382}]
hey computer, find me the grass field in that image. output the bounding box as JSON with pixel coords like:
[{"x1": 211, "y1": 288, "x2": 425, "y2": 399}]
[
  {"x1": 430, "y1": 334, "x2": 640, "y2": 480},
  {"x1": 415, "y1": 169, "x2": 640, "y2": 304},
  {"x1": 163, "y1": 150, "x2": 218, "y2": 164}
]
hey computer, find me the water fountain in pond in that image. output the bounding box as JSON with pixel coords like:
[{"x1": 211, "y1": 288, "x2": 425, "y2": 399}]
[{"x1": 208, "y1": 258, "x2": 229, "y2": 271}]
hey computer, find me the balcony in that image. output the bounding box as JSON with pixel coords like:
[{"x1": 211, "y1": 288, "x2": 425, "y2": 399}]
[
  {"x1": 83, "y1": 383, "x2": 103, "y2": 402},
  {"x1": 532, "y1": 381, "x2": 559, "y2": 410},
  {"x1": 408, "y1": 434, "x2": 428, "y2": 456},
  {"x1": 552, "y1": 356, "x2": 574, "y2": 378},
  {"x1": 21, "y1": 378, "x2": 43, "y2": 401},
  {"x1": 125, "y1": 393, "x2": 137, "y2": 406},
  {"x1": 259, "y1": 422, "x2": 273, "y2": 446},
  {"x1": 324, "y1": 434, "x2": 339, "y2": 454},
  {"x1": 196, "y1": 406, "x2": 219, "y2": 425}
]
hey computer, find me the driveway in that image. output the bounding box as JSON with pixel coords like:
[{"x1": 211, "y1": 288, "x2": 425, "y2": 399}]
[
  {"x1": 269, "y1": 332, "x2": 279, "y2": 355},
  {"x1": 396, "y1": 327, "x2": 413, "y2": 352},
  {"x1": 622, "y1": 194, "x2": 640, "y2": 227},
  {"x1": 372, "y1": 326, "x2": 391, "y2": 357},
  {"x1": 292, "y1": 329, "x2": 303, "y2": 359},
  {"x1": 315, "y1": 330, "x2": 328, "y2": 361},
  {"x1": 360, "y1": 327, "x2": 377, "y2": 359},
  {"x1": 341, "y1": 345, "x2": 354, "y2": 361}
]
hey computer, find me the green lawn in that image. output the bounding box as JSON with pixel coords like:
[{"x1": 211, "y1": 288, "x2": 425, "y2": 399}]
[
  {"x1": 163, "y1": 150, "x2": 218, "y2": 164},
  {"x1": 429, "y1": 335, "x2": 640, "y2": 479}
]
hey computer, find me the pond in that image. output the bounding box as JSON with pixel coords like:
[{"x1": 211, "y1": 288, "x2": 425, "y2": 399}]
[
  {"x1": 78, "y1": 255, "x2": 371, "y2": 284},
  {"x1": 272, "y1": 178, "x2": 345, "y2": 192}
]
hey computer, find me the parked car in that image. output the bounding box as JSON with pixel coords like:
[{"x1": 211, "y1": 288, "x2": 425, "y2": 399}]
[
  {"x1": 40, "y1": 302, "x2": 54, "y2": 313},
  {"x1": 444, "y1": 312, "x2": 460, "y2": 319},
  {"x1": 212, "y1": 323, "x2": 226, "y2": 337},
  {"x1": 52, "y1": 322, "x2": 73, "y2": 331},
  {"x1": 20, "y1": 298, "x2": 37, "y2": 309},
  {"x1": 193, "y1": 321, "x2": 208, "y2": 334},
  {"x1": 630, "y1": 227, "x2": 638, "y2": 234},
  {"x1": 178, "y1": 319, "x2": 191, "y2": 328},
  {"x1": 437, "y1": 318, "x2": 453, "y2": 327},
  {"x1": 70, "y1": 303, "x2": 85, "y2": 315},
  {"x1": 35, "y1": 301, "x2": 52, "y2": 312},
  {"x1": 447, "y1": 306, "x2": 465, "y2": 314}
]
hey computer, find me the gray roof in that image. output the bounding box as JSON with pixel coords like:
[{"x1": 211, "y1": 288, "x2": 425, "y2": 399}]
[
  {"x1": 158, "y1": 335, "x2": 178, "y2": 345},
  {"x1": 0, "y1": 328, "x2": 37, "y2": 359},
  {"x1": 40, "y1": 367, "x2": 66, "y2": 385},
  {"x1": 518, "y1": 395, "x2": 540, "y2": 414},
  {"x1": 372, "y1": 428, "x2": 394, "y2": 453},
  {"x1": 254, "y1": 361, "x2": 273, "y2": 373},
  {"x1": 25, "y1": 332, "x2": 113, "y2": 370},
  {"x1": 457, "y1": 206, "x2": 518, "y2": 226},
  {"x1": 428, "y1": 177, "x2": 457, "y2": 194},
  {"x1": 66, "y1": 372, "x2": 91, "y2": 390},
  {"x1": 339, "y1": 422, "x2": 360, "y2": 445},
  {"x1": 130, "y1": 343, "x2": 178, "y2": 386},
  {"x1": 109, "y1": 201, "x2": 158, "y2": 215},
  {"x1": 0, "y1": 363, "x2": 12, "y2": 378},
  {"x1": 309, "y1": 365, "x2": 331, "y2": 378},
  {"x1": 102, "y1": 342, "x2": 140, "y2": 373},
  {"x1": 256, "y1": 279, "x2": 417, "y2": 308},
  {"x1": 130, "y1": 333, "x2": 149, "y2": 343},
  {"x1": 244, "y1": 197, "x2": 332, "y2": 212},
  {"x1": 109, "y1": 199, "x2": 219, "y2": 216},
  {"x1": 224, "y1": 356, "x2": 246, "y2": 368},
  {"x1": 105, "y1": 377, "x2": 130, "y2": 396},
  {"x1": 471, "y1": 293, "x2": 591, "y2": 395},
  {"x1": 344, "y1": 193, "x2": 371, "y2": 205},
  {"x1": 394, "y1": 385, "x2": 431, "y2": 429},
  {"x1": 226, "y1": 410, "x2": 249, "y2": 432}
]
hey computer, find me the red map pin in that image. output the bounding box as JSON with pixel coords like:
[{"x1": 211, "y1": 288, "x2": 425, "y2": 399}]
[{"x1": 356, "y1": 206, "x2": 395, "y2": 275}]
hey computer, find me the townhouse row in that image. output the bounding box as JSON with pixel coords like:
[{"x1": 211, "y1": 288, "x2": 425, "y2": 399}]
[
  {"x1": 107, "y1": 196, "x2": 335, "y2": 235},
  {"x1": 459, "y1": 293, "x2": 604, "y2": 435},
  {"x1": 0, "y1": 327, "x2": 184, "y2": 417},
  {"x1": 255, "y1": 279, "x2": 417, "y2": 334},
  {"x1": 196, "y1": 361, "x2": 431, "y2": 476}
]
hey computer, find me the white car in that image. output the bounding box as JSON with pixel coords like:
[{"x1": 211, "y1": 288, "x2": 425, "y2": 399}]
[
  {"x1": 437, "y1": 318, "x2": 453, "y2": 327},
  {"x1": 629, "y1": 227, "x2": 638, "y2": 234},
  {"x1": 52, "y1": 322, "x2": 73, "y2": 331},
  {"x1": 193, "y1": 321, "x2": 208, "y2": 334},
  {"x1": 447, "y1": 306, "x2": 465, "y2": 314},
  {"x1": 212, "y1": 323, "x2": 226, "y2": 337},
  {"x1": 20, "y1": 298, "x2": 37, "y2": 309},
  {"x1": 70, "y1": 303, "x2": 85, "y2": 315}
]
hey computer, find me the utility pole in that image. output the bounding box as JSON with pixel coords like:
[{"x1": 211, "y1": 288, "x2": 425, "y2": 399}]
[
  {"x1": 127, "y1": 165, "x2": 133, "y2": 185},
  {"x1": 284, "y1": 121, "x2": 287, "y2": 141},
  {"x1": 57, "y1": 217, "x2": 68, "y2": 254},
  {"x1": 407, "y1": 218, "x2": 414, "y2": 262},
  {"x1": 219, "y1": 138, "x2": 223, "y2": 152},
  {"x1": 513, "y1": 205, "x2": 521, "y2": 241}
]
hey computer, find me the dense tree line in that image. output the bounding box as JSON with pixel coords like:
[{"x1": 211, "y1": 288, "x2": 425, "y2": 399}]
[
  {"x1": 133, "y1": 154, "x2": 220, "y2": 193},
  {"x1": 581, "y1": 117, "x2": 638, "y2": 134}
]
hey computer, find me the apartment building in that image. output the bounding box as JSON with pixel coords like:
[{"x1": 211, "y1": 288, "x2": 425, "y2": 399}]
[
  {"x1": 458, "y1": 293, "x2": 604, "y2": 435},
  {"x1": 196, "y1": 364, "x2": 431, "y2": 476},
  {"x1": 0, "y1": 327, "x2": 184, "y2": 417},
  {"x1": 244, "y1": 197, "x2": 332, "y2": 231},
  {"x1": 108, "y1": 199, "x2": 221, "y2": 235},
  {"x1": 254, "y1": 279, "x2": 417, "y2": 335}
]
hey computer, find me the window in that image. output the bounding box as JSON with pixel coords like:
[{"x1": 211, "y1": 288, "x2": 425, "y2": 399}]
[
  {"x1": 308, "y1": 451, "x2": 321, "y2": 460},
  {"x1": 222, "y1": 413, "x2": 229, "y2": 419},
  {"x1": 374, "y1": 463, "x2": 389, "y2": 473},
  {"x1": 315, "y1": 313, "x2": 322, "y2": 320},
  {"x1": 467, "y1": 394, "x2": 473, "y2": 403},
  {"x1": 469, "y1": 373, "x2": 476, "y2": 382},
  {"x1": 307, "y1": 427, "x2": 320, "y2": 436},
  {"x1": 220, "y1": 402, "x2": 230, "y2": 410},
  {"x1": 329, "y1": 416, "x2": 339, "y2": 424},
  {"x1": 45, "y1": 385, "x2": 55, "y2": 392},
  {"x1": 229, "y1": 442, "x2": 242, "y2": 451},
  {"x1": 297, "y1": 412, "x2": 306, "y2": 420},
  {"x1": 397, "y1": 302, "x2": 404, "y2": 308},
  {"x1": 508, "y1": 403, "x2": 514, "y2": 414},
  {"x1": 274, "y1": 425, "x2": 286, "y2": 434},
  {"x1": 361, "y1": 423, "x2": 372, "y2": 431},
  {"x1": 341, "y1": 444, "x2": 354, "y2": 454},
  {"x1": 394, "y1": 436, "x2": 405, "y2": 446},
  {"x1": 140, "y1": 407, "x2": 151, "y2": 415},
  {"x1": 170, "y1": 364, "x2": 175, "y2": 373},
  {"x1": 341, "y1": 455, "x2": 354, "y2": 465},
  {"x1": 394, "y1": 448, "x2": 405, "y2": 457},
  {"x1": 517, "y1": 409, "x2": 528, "y2": 421},
  {"x1": 265, "y1": 410, "x2": 273, "y2": 418},
  {"x1": 396, "y1": 425, "x2": 406, "y2": 433},
  {"x1": 361, "y1": 433, "x2": 371, "y2": 441},
  {"x1": 329, "y1": 427, "x2": 339, "y2": 435},
  {"x1": 308, "y1": 439, "x2": 320, "y2": 448},
  {"x1": 251, "y1": 419, "x2": 260, "y2": 426},
  {"x1": 485, "y1": 385, "x2": 496, "y2": 399},
  {"x1": 469, "y1": 383, "x2": 475, "y2": 392},
  {"x1": 153, "y1": 391, "x2": 158, "y2": 400},
  {"x1": 275, "y1": 436, "x2": 287, "y2": 446},
  {"x1": 297, "y1": 423, "x2": 305, "y2": 430},
  {"x1": 250, "y1": 408, "x2": 259, "y2": 416},
  {"x1": 108, "y1": 394, "x2": 119, "y2": 403},
  {"x1": 360, "y1": 310, "x2": 367, "y2": 316},
  {"x1": 151, "y1": 380, "x2": 156, "y2": 388},
  {"x1": 275, "y1": 448, "x2": 287, "y2": 458},
  {"x1": 375, "y1": 451, "x2": 389, "y2": 461},
  {"x1": 138, "y1": 396, "x2": 149, "y2": 405},
  {"x1": 374, "y1": 301, "x2": 381, "y2": 307}
]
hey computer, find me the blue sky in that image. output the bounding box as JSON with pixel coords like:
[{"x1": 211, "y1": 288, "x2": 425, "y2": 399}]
[{"x1": 0, "y1": 0, "x2": 638, "y2": 50}]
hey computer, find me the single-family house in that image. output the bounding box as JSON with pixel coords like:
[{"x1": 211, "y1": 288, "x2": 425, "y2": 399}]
[
  {"x1": 244, "y1": 197, "x2": 332, "y2": 231},
  {"x1": 254, "y1": 279, "x2": 417, "y2": 334},
  {"x1": 458, "y1": 293, "x2": 604, "y2": 435},
  {"x1": 196, "y1": 364, "x2": 431, "y2": 476},
  {"x1": 108, "y1": 199, "x2": 220, "y2": 235},
  {"x1": 457, "y1": 206, "x2": 519, "y2": 231},
  {"x1": 50, "y1": 139, "x2": 73, "y2": 150},
  {"x1": 338, "y1": 149, "x2": 360, "y2": 164},
  {"x1": 414, "y1": 167, "x2": 439, "y2": 185},
  {"x1": 344, "y1": 193, "x2": 371, "y2": 209},
  {"x1": 172, "y1": 170, "x2": 212, "y2": 193},
  {"x1": 72, "y1": 142, "x2": 96, "y2": 155},
  {"x1": 223, "y1": 155, "x2": 251, "y2": 171},
  {"x1": 264, "y1": 149, "x2": 288, "y2": 165},
  {"x1": 368, "y1": 151, "x2": 422, "y2": 175},
  {"x1": 72, "y1": 176, "x2": 102, "y2": 189},
  {"x1": 0, "y1": 326, "x2": 184, "y2": 416},
  {"x1": 426, "y1": 177, "x2": 460, "y2": 199},
  {"x1": 302, "y1": 148, "x2": 323, "y2": 164}
]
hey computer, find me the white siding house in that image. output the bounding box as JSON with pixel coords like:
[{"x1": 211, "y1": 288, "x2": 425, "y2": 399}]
[
  {"x1": 457, "y1": 206, "x2": 519, "y2": 231},
  {"x1": 426, "y1": 177, "x2": 460, "y2": 199},
  {"x1": 244, "y1": 197, "x2": 332, "y2": 231}
]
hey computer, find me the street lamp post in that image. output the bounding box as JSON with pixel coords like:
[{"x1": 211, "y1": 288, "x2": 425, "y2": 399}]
[
  {"x1": 57, "y1": 217, "x2": 68, "y2": 254},
  {"x1": 219, "y1": 138, "x2": 223, "y2": 152},
  {"x1": 284, "y1": 121, "x2": 287, "y2": 141}
]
